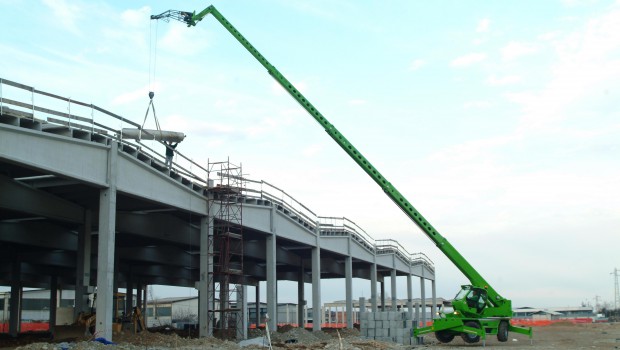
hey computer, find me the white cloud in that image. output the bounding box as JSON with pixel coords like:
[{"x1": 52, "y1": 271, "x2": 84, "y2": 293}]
[
  {"x1": 538, "y1": 31, "x2": 561, "y2": 41},
  {"x1": 450, "y1": 53, "x2": 487, "y2": 67},
  {"x1": 408, "y1": 59, "x2": 425, "y2": 71},
  {"x1": 501, "y1": 42, "x2": 538, "y2": 61},
  {"x1": 486, "y1": 75, "x2": 522, "y2": 86},
  {"x1": 476, "y1": 18, "x2": 490, "y2": 33},
  {"x1": 428, "y1": 134, "x2": 519, "y2": 164},
  {"x1": 521, "y1": 5, "x2": 620, "y2": 130},
  {"x1": 120, "y1": 6, "x2": 151, "y2": 28},
  {"x1": 158, "y1": 24, "x2": 211, "y2": 56},
  {"x1": 42, "y1": 0, "x2": 81, "y2": 34}
]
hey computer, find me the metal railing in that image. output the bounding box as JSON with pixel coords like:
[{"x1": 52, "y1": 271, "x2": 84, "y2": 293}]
[
  {"x1": 318, "y1": 216, "x2": 376, "y2": 253},
  {"x1": 0, "y1": 77, "x2": 210, "y2": 187}
]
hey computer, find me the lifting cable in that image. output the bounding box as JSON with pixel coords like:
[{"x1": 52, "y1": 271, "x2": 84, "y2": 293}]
[{"x1": 141, "y1": 18, "x2": 163, "y2": 141}]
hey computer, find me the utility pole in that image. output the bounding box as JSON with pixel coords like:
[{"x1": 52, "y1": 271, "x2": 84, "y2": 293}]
[{"x1": 612, "y1": 268, "x2": 619, "y2": 312}]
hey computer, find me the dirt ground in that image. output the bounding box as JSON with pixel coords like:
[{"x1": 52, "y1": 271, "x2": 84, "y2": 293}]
[
  {"x1": 422, "y1": 322, "x2": 620, "y2": 349},
  {"x1": 0, "y1": 322, "x2": 618, "y2": 350}
]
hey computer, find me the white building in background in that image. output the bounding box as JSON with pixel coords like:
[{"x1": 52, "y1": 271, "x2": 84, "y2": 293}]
[
  {"x1": 0, "y1": 290, "x2": 76, "y2": 325},
  {"x1": 0, "y1": 289, "x2": 134, "y2": 329},
  {"x1": 146, "y1": 297, "x2": 198, "y2": 329},
  {"x1": 513, "y1": 306, "x2": 595, "y2": 320}
]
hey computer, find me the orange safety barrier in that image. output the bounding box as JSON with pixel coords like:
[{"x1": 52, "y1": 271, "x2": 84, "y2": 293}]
[
  {"x1": 511, "y1": 318, "x2": 593, "y2": 327},
  {"x1": 0, "y1": 322, "x2": 50, "y2": 333}
]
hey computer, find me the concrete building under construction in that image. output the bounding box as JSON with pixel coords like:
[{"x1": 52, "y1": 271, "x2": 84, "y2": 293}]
[{"x1": 0, "y1": 78, "x2": 436, "y2": 341}]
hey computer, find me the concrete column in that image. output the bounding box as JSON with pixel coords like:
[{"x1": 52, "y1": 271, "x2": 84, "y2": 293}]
[
  {"x1": 359, "y1": 297, "x2": 366, "y2": 313},
  {"x1": 297, "y1": 263, "x2": 304, "y2": 327},
  {"x1": 75, "y1": 210, "x2": 92, "y2": 319},
  {"x1": 125, "y1": 270, "x2": 133, "y2": 315},
  {"x1": 327, "y1": 306, "x2": 331, "y2": 326},
  {"x1": 391, "y1": 270, "x2": 397, "y2": 311},
  {"x1": 95, "y1": 141, "x2": 118, "y2": 340},
  {"x1": 380, "y1": 281, "x2": 386, "y2": 311},
  {"x1": 320, "y1": 306, "x2": 324, "y2": 327},
  {"x1": 143, "y1": 285, "x2": 148, "y2": 326},
  {"x1": 266, "y1": 233, "x2": 277, "y2": 331},
  {"x1": 3, "y1": 293, "x2": 9, "y2": 328},
  {"x1": 370, "y1": 263, "x2": 377, "y2": 312},
  {"x1": 414, "y1": 302, "x2": 420, "y2": 327},
  {"x1": 407, "y1": 274, "x2": 413, "y2": 318},
  {"x1": 311, "y1": 245, "x2": 321, "y2": 331},
  {"x1": 136, "y1": 283, "x2": 143, "y2": 310},
  {"x1": 236, "y1": 285, "x2": 247, "y2": 340},
  {"x1": 142, "y1": 285, "x2": 148, "y2": 321},
  {"x1": 255, "y1": 284, "x2": 260, "y2": 327},
  {"x1": 345, "y1": 256, "x2": 353, "y2": 329},
  {"x1": 304, "y1": 304, "x2": 308, "y2": 327},
  {"x1": 9, "y1": 261, "x2": 21, "y2": 337},
  {"x1": 420, "y1": 277, "x2": 426, "y2": 326},
  {"x1": 198, "y1": 216, "x2": 211, "y2": 337},
  {"x1": 431, "y1": 279, "x2": 437, "y2": 320},
  {"x1": 49, "y1": 276, "x2": 58, "y2": 336}
]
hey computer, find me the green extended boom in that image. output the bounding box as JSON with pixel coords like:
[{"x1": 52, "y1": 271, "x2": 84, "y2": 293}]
[{"x1": 151, "y1": 5, "x2": 532, "y2": 344}]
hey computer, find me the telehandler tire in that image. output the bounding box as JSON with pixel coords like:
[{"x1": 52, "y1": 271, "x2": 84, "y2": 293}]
[
  {"x1": 435, "y1": 330, "x2": 455, "y2": 343},
  {"x1": 461, "y1": 321, "x2": 481, "y2": 343},
  {"x1": 497, "y1": 320, "x2": 509, "y2": 342}
]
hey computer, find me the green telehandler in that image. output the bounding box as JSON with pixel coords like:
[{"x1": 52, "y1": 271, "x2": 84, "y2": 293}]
[{"x1": 151, "y1": 5, "x2": 533, "y2": 344}]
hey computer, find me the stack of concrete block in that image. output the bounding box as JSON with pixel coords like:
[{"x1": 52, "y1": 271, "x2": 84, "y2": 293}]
[{"x1": 359, "y1": 311, "x2": 418, "y2": 345}]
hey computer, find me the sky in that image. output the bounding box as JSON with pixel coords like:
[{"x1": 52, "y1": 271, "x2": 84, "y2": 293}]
[{"x1": 1, "y1": 0, "x2": 619, "y2": 310}]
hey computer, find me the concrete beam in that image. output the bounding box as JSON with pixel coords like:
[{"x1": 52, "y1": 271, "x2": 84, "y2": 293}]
[
  {"x1": 244, "y1": 240, "x2": 305, "y2": 267},
  {"x1": 0, "y1": 221, "x2": 77, "y2": 250},
  {"x1": 0, "y1": 174, "x2": 84, "y2": 223},
  {"x1": 129, "y1": 264, "x2": 196, "y2": 281},
  {"x1": 18, "y1": 251, "x2": 76, "y2": 268},
  {"x1": 116, "y1": 246, "x2": 198, "y2": 267},
  {"x1": 116, "y1": 211, "x2": 200, "y2": 247}
]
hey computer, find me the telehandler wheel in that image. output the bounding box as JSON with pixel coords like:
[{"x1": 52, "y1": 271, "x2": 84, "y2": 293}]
[
  {"x1": 460, "y1": 321, "x2": 481, "y2": 344},
  {"x1": 497, "y1": 320, "x2": 509, "y2": 342},
  {"x1": 435, "y1": 330, "x2": 455, "y2": 343}
]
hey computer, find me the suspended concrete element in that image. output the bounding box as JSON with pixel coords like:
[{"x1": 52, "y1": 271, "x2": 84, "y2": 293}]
[{"x1": 121, "y1": 128, "x2": 186, "y2": 142}]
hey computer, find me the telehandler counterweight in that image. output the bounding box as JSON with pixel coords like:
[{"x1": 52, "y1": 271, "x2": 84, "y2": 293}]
[{"x1": 151, "y1": 5, "x2": 533, "y2": 344}]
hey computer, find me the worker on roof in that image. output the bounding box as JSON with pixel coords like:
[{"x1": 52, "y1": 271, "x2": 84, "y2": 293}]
[{"x1": 164, "y1": 141, "x2": 178, "y2": 168}]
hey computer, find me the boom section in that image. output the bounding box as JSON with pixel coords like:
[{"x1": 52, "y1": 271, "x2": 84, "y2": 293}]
[{"x1": 151, "y1": 5, "x2": 501, "y2": 302}]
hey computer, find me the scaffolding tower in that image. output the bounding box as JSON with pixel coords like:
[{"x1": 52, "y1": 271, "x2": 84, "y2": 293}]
[{"x1": 207, "y1": 159, "x2": 244, "y2": 340}]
